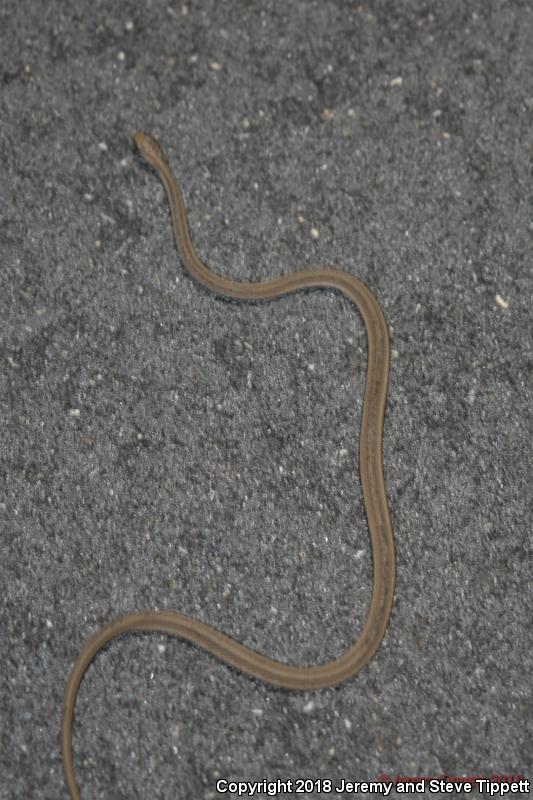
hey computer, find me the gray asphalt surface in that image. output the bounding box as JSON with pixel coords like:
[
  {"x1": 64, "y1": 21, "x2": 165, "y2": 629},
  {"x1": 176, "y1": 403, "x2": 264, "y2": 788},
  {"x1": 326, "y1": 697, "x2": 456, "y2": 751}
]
[{"x1": 1, "y1": 1, "x2": 532, "y2": 799}]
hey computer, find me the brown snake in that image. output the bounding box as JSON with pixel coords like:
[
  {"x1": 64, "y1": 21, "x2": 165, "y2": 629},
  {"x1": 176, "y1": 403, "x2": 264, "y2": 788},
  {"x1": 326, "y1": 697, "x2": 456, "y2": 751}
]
[{"x1": 61, "y1": 132, "x2": 396, "y2": 799}]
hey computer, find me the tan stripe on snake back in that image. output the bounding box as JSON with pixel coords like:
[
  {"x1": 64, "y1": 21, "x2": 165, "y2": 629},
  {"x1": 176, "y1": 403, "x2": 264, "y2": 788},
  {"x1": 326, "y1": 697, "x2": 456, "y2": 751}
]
[{"x1": 61, "y1": 132, "x2": 396, "y2": 799}]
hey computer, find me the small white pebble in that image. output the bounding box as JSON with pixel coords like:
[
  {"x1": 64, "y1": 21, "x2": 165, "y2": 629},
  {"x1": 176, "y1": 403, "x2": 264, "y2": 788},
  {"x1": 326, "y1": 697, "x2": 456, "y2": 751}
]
[
  {"x1": 210, "y1": 62, "x2": 222, "y2": 71},
  {"x1": 95, "y1": 240, "x2": 102, "y2": 248},
  {"x1": 45, "y1": 619, "x2": 53, "y2": 629},
  {"x1": 181, "y1": 4, "x2": 189, "y2": 15},
  {"x1": 125, "y1": 20, "x2": 134, "y2": 32},
  {"x1": 117, "y1": 51, "x2": 126, "y2": 61},
  {"x1": 390, "y1": 76, "x2": 403, "y2": 87},
  {"x1": 297, "y1": 215, "x2": 305, "y2": 224},
  {"x1": 339, "y1": 448, "x2": 348, "y2": 458},
  {"x1": 344, "y1": 718, "x2": 352, "y2": 731},
  {"x1": 157, "y1": 644, "x2": 166, "y2": 654},
  {"x1": 98, "y1": 142, "x2": 108, "y2": 151},
  {"x1": 303, "y1": 700, "x2": 315, "y2": 713},
  {"x1": 83, "y1": 193, "x2": 93, "y2": 202},
  {"x1": 354, "y1": 549, "x2": 365, "y2": 560},
  {"x1": 251, "y1": 708, "x2": 263, "y2": 716},
  {"x1": 392, "y1": 349, "x2": 399, "y2": 359},
  {"x1": 310, "y1": 227, "x2": 320, "y2": 239},
  {"x1": 495, "y1": 294, "x2": 509, "y2": 309},
  {"x1": 69, "y1": 408, "x2": 80, "y2": 417},
  {"x1": 242, "y1": 117, "x2": 250, "y2": 129},
  {"x1": 308, "y1": 363, "x2": 316, "y2": 371},
  {"x1": 442, "y1": 131, "x2": 450, "y2": 140},
  {"x1": 278, "y1": 465, "x2": 284, "y2": 474}
]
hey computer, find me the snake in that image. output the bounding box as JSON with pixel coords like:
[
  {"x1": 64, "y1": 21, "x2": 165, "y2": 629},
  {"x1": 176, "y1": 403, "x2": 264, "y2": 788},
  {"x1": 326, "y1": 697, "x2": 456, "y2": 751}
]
[{"x1": 61, "y1": 131, "x2": 396, "y2": 799}]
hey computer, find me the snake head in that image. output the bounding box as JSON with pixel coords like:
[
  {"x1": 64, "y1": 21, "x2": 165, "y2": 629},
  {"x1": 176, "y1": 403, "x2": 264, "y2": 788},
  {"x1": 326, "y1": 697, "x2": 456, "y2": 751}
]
[{"x1": 133, "y1": 131, "x2": 168, "y2": 169}]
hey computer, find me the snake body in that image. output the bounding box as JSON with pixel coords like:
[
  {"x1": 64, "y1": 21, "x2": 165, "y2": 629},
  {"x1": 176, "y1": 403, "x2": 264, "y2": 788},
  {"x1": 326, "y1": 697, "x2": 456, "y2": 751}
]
[{"x1": 61, "y1": 132, "x2": 396, "y2": 799}]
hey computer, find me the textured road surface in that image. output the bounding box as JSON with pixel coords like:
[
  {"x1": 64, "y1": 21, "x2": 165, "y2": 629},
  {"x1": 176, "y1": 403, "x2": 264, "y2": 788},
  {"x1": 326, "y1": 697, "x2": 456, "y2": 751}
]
[{"x1": 1, "y1": 1, "x2": 532, "y2": 798}]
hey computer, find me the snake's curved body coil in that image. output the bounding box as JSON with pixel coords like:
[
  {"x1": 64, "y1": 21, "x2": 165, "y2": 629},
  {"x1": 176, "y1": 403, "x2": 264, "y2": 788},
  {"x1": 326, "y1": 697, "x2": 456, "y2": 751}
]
[{"x1": 61, "y1": 132, "x2": 396, "y2": 799}]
